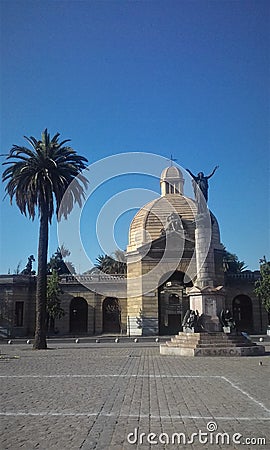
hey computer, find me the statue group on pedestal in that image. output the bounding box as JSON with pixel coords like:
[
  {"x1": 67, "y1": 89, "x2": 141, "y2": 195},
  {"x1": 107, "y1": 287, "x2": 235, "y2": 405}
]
[
  {"x1": 182, "y1": 309, "x2": 204, "y2": 333},
  {"x1": 182, "y1": 308, "x2": 236, "y2": 334},
  {"x1": 219, "y1": 309, "x2": 236, "y2": 332}
]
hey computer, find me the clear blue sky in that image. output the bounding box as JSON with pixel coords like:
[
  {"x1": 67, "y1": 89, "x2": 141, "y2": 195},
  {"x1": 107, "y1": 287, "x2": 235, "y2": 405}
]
[{"x1": 0, "y1": 0, "x2": 269, "y2": 274}]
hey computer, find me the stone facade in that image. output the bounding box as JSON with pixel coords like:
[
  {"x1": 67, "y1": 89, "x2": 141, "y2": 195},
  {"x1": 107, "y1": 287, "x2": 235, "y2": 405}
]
[
  {"x1": 0, "y1": 270, "x2": 268, "y2": 338},
  {"x1": 0, "y1": 275, "x2": 36, "y2": 337},
  {"x1": 224, "y1": 272, "x2": 268, "y2": 334},
  {"x1": 126, "y1": 166, "x2": 227, "y2": 336},
  {"x1": 0, "y1": 274, "x2": 127, "y2": 338},
  {"x1": 0, "y1": 166, "x2": 268, "y2": 338}
]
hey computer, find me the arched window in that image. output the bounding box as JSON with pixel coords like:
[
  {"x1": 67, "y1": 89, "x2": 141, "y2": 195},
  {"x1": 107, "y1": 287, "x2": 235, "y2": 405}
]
[
  {"x1": 69, "y1": 297, "x2": 88, "y2": 333},
  {"x1": 102, "y1": 297, "x2": 121, "y2": 333},
  {"x1": 158, "y1": 271, "x2": 192, "y2": 335},
  {"x1": 232, "y1": 295, "x2": 253, "y2": 332}
]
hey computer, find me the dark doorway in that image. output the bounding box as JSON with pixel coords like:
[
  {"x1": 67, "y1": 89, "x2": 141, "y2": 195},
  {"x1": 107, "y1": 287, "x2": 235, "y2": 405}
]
[
  {"x1": 232, "y1": 295, "x2": 253, "y2": 332},
  {"x1": 70, "y1": 297, "x2": 88, "y2": 333},
  {"x1": 103, "y1": 297, "x2": 121, "y2": 333},
  {"x1": 158, "y1": 271, "x2": 191, "y2": 335}
]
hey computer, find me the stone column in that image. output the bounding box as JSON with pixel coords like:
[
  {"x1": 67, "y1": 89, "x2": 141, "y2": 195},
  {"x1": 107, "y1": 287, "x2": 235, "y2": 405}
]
[
  {"x1": 188, "y1": 212, "x2": 225, "y2": 331},
  {"x1": 127, "y1": 257, "x2": 143, "y2": 336},
  {"x1": 195, "y1": 213, "x2": 215, "y2": 288}
]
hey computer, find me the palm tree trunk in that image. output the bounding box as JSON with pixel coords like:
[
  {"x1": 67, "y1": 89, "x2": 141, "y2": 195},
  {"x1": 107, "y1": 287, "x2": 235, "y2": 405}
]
[{"x1": 33, "y1": 209, "x2": 49, "y2": 349}]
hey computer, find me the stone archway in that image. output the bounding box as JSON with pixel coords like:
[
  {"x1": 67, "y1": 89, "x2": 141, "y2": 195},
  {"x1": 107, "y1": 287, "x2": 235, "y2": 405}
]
[
  {"x1": 158, "y1": 271, "x2": 192, "y2": 335},
  {"x1": 70, "y1": 297, "x2": 88, "y2": 333},
  {"x1": 102, "y1": 297, "x2": 121, "y2": 333},
  {"x1": 232, "y1": 295, "x2": 253, "y2": 332}
]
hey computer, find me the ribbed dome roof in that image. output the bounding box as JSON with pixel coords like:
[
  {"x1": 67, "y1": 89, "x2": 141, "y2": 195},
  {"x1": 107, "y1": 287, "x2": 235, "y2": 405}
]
[
  {"x1": 128, "y1": 194, "x2": 197, "y2": 250},
  {"x1": 128, "y1": 194, "x2": 221, "y2": 253},
  {"x1": 160, "y1": 166, "x2": 184, "y2": 180}
]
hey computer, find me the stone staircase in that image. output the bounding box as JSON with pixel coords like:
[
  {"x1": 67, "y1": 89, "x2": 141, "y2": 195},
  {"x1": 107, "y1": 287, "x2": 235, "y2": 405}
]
[{"x1": 160, "y1": 332, "x2": 265, "y2": 357}]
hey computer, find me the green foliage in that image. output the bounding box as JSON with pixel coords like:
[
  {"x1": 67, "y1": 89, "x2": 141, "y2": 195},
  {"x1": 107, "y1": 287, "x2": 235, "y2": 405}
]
[
  {"x1": 2, "y1": 129, "x2": 88, "y2": 348},
  {"x1": 2, "y1": 129, "x2": 89, "y2": 222},
  {"x1": 95, "y1": 250, "x2": 127, "y2": 275},
  {"x1": 222, "y1": 246, "x2": 247, "y2": 273},
  {"x1": 47, "y1": 246, "x2": 75, "y2": 275},
  {"x1": 46, "y1": 270, "x2": 65, "y2": 321},
  {"x1": 21, "y1": 255, "x2": 35, "y2": 275},
  {"x1": 255, "y1": 257, "x2": 270, "y2": 314}
]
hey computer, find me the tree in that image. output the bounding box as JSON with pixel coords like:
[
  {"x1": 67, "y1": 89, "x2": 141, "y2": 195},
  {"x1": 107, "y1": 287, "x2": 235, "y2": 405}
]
[
  {"x1": 0, "y1": 292, "x2": 13, "y2": 337},
  {"x1": 95, "y1": 249, "x2": 127, "y2": 275},
  {"x1": 95, "y1": 254, "x2": 112, "y2": 273},
  {"x1": 21, "y1": 255, "x2": 36, "y2": 275},
  {"x1": 2, "y1": 129, "x2": 88, "y2": 349},
  {"x1": 46, "y1": 269, "x2": 65, "y2": 332},
  {"x1": 222, "y1": 246, "x2": 247, "y2": 273},
  {"x1": 254, "y1": 257, "x2": 270, "y2": 315},
  {"x1": 47, "y1": 245, "x2": 75, "y2": 275}
]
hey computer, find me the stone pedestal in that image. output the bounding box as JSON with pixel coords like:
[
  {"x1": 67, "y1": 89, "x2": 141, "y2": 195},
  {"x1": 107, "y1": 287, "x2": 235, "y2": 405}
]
[
  {"x1": 160, "y1": 332, "x2": 265, "y2": 357},
  {"x1": 188, "y1": 285, "x2": 225, "y2": 332}
]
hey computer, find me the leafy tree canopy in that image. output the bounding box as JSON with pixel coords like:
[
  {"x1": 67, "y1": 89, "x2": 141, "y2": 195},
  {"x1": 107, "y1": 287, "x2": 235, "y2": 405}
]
[
  {"x1": 47, "y1": 245, "x2": 75, "y2": 275},
  {"x1": 46, "y1": 269, "x2": 65, "y2": 331},
  {"x1": 254, "y1": 256, "x2": 270, "y2": 314},
  {"x1": 95, "y1": 249, "x2": 127, "y2": 275},
  {"x1": 222, "y1": 245, "x2": 247, "y2": 273},
  {"x1": 2, "y1": 128, "x2": 89, "y2": 222},
  {"x1": 21, "y1": 255, "x2": 36, "y2": 275}
]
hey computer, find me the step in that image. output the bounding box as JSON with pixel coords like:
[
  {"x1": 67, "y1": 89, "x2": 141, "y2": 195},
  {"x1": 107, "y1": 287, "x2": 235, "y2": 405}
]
[
  {"x1": 173, "y1": 333, "x2": 251, "y2": 344},
  {"x1": 196, "y1": 342, "x2": 254, "y2": 348},
  {"x1": 160, "y1": 343, "x2": 265, "y2": 357},
  {"x1": 171, "y1": 337, "x2": 252, "y2": 346}
]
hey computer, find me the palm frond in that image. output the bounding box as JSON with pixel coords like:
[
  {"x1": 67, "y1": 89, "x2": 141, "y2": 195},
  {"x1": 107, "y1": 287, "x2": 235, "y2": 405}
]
[{"x1": 2, "y1": 129, "x2": 89, "y2": 222}]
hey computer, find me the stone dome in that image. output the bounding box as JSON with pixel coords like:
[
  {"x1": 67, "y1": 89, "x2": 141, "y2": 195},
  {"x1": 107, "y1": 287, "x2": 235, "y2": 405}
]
[
  {"x1": 160, "y1": 166, "x2": 184, "y2": 180},
  {"x1": 128, "y1": 194, "x2": 197, "y2": 251},
  {"x1": 127, "y1": 166, "x2": 221, "y2": 253}
]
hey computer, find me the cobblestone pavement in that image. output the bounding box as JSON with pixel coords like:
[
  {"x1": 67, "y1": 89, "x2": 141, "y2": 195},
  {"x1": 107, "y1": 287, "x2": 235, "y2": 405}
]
[{"x1": 0, "y1": 341, "x2": 269, "y2": 450}]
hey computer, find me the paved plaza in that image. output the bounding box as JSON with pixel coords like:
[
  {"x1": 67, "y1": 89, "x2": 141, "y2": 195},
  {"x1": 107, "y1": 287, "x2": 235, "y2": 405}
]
[{"x1": 0, "y1": 339, "x2": 269, "y2": 450}]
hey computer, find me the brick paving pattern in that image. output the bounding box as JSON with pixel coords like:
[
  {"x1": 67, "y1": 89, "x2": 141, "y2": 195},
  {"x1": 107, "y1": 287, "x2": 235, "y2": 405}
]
[{"x1": 0, "y1": 341, "x2": 269, "y2": 449}]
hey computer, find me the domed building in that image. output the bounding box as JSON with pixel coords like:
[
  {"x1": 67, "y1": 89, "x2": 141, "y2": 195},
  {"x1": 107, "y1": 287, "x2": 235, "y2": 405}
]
[
  {"x1": 126, "y1": 165, "x2": 225, "y2": 336},
  {"x1": 0, "y1": 166, "x2": 268, "y2": 338}
]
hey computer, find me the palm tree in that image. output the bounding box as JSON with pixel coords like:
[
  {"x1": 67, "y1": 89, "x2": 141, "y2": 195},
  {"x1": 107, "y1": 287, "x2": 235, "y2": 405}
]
[
  {"x1": 47, "y1": 245, "x2": 76, "y2": 275},
  {"x1": 222, "y1": 246, "x2": 247, "y2": 273},
  {"x1": 95, "y1": 250, "x2": 127, "y2": 275},
  {"x1": 2, "y1": 129, "x2": 88, "y2": 349},
  {"x1": 113, "y1": 249, "x2": 127, "y2": 275}
]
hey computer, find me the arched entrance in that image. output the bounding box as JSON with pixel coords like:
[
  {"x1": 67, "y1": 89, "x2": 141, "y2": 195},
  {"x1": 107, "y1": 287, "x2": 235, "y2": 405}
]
[
  {"x1": 158, "y1": 271, "x2": 192, "y2": 335},
  {"x1": 232, "y1": 295, "x2": 253, "y2": 332},
  {"x1": 70, "y1": 297, "x2": 88, "y2": 333},
  {"x1": 102, "y1": 297, "x2": 121, "y2": 333}
]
